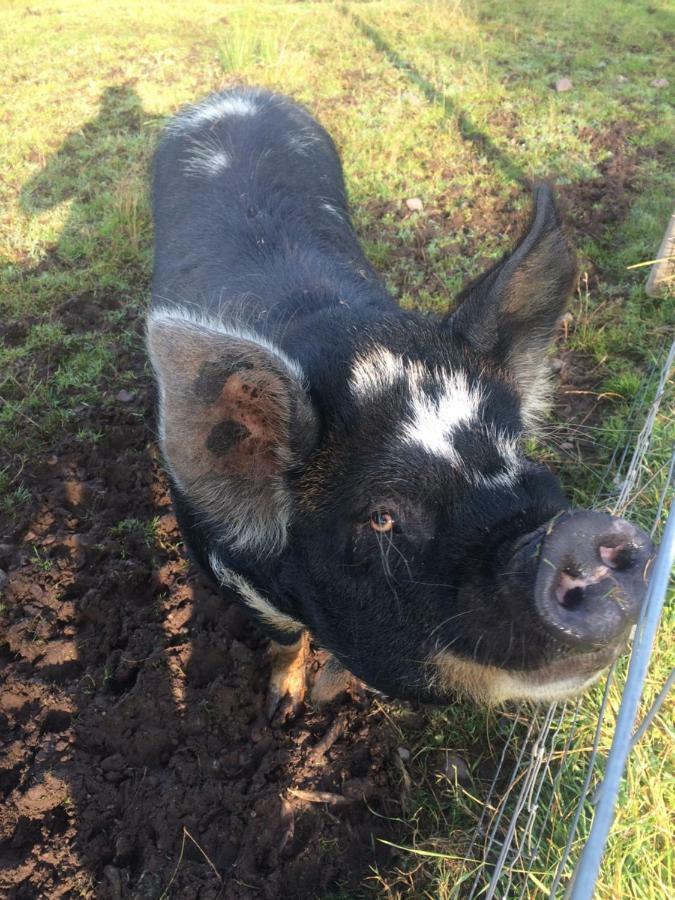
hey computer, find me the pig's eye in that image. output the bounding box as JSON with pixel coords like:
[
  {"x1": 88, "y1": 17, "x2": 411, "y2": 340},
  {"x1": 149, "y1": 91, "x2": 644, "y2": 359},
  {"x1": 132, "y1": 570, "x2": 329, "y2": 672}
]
[{"x1": 370, "y1": 511, "x2": 395, "y2": 533}]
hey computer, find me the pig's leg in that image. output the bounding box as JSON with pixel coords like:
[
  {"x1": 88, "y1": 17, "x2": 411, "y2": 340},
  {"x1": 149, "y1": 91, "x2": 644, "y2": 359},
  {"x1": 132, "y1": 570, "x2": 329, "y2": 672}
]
[{"x1": 266, "y1": 632, "x2": 309, "y2": 720}]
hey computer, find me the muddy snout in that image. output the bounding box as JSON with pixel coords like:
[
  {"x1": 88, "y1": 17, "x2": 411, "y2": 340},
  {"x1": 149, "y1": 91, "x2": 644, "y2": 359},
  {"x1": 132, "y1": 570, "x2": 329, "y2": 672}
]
[{"x1": 533, "y1": 511, "x2": 654, "y2": 650}]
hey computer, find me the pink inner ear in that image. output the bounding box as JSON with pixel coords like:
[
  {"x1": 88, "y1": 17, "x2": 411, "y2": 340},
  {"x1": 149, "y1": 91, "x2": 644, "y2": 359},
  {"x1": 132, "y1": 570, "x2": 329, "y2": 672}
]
[{"x1": 203, "y1": 371, "x2": 286, "y2": 477}]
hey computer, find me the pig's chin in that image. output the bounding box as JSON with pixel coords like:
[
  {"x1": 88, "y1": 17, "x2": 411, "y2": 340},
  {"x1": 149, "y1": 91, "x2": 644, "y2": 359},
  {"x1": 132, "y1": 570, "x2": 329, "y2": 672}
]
[{"x1": 430, "y1": 637, "x2": 626, "y2": 706}]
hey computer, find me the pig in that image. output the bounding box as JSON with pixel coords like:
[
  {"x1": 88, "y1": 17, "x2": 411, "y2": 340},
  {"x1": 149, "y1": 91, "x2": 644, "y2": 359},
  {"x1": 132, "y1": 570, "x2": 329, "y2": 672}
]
[{"x1": 147, "y1": 88, "x2": 654, "y2": 716}]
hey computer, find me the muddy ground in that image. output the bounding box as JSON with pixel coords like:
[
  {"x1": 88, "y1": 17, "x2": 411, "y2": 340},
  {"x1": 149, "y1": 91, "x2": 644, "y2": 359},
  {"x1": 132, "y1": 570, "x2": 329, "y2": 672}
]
[
  {"x1": 0, "y1": 291, "x2": 409, "y2": 898},
  {"x1": 0, "y1": 120, "x2": 655, "y2": 898}
]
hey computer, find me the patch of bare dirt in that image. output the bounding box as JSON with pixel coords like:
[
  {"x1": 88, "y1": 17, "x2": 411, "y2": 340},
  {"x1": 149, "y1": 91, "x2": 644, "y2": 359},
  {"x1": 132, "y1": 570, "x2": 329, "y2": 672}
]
[
  {"x1": 0, "y1": 298, "x2": 404, "y2": 900},
  {"x1": 559, "y1": 120, "x2": 639, "y2": 244},
  {"x1": 559, "y1": 120, "x2": 670, "y2": 269}
]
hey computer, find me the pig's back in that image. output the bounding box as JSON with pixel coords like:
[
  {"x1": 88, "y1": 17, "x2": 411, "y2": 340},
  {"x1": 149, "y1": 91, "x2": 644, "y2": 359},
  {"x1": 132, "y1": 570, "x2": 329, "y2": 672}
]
[{"x1": 151, "y1": 89, "x2": 392, "y2": 334}]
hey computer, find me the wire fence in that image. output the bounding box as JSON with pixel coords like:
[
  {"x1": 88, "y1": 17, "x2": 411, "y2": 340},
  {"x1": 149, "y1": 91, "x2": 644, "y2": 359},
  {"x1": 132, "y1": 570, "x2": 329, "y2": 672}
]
[{"x1": 455, "y1": 339, "x2": 674, "y2": 899}]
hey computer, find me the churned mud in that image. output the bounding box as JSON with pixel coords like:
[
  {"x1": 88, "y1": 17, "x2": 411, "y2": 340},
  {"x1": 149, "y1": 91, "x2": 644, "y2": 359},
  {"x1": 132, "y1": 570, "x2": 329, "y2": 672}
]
[{"x1": 0, "y1": 298, "x2": 405, "y2": 899}]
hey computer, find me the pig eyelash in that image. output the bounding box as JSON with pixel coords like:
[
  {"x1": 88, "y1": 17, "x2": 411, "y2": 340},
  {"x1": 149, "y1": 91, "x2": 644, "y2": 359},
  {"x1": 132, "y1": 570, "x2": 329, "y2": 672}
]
[{"x1": 402, "y1": 578, "x2": 457, "y2": 590}]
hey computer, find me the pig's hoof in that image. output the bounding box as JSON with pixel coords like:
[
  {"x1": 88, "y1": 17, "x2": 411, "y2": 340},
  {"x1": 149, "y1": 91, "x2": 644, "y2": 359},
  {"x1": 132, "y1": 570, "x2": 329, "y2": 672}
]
[
  {"x1": 311, "y1": 655, "x2": 354, "y2": 706},
  {"x1": 266, "y1": 633, "x2": 309, "y2": 722}
]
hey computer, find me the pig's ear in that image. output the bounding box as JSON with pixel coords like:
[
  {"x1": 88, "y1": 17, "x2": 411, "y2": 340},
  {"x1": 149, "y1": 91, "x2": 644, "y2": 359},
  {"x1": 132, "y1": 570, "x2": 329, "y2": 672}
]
[
  {"x1": 447, "y1": 184, "x2": 576, "y2": 426},
  {"x1": 147, "y1": 310, "x2": 318, "y2": 557}
]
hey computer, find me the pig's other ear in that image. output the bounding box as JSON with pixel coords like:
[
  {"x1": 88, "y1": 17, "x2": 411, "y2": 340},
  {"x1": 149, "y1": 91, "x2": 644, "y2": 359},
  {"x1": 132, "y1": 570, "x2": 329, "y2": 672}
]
[
  {"x1": 447, "y1": 184, "x2": 576, "y2": 427},
  {"x1": 147, "y1": 309, "x2": 318, "y2": 557}
]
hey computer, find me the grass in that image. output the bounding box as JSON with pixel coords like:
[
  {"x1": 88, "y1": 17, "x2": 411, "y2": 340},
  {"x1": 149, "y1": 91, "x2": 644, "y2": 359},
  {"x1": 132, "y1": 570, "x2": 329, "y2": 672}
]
[{"x1": 0, "y1": 0, "x2": 673, "y2": 897}]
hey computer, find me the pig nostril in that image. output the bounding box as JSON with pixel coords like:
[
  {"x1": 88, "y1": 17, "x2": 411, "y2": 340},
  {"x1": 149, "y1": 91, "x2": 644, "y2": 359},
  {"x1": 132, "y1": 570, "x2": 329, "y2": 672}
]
[
  {"x1": 558, "y1": 585, "x2": 585, "y2": 611},
  {"x1": 599, "y1": 543, "x2": 635, "y2": 572},
  {"x1": 555, "y1": 571, "x2": 588, "y2": 610}
]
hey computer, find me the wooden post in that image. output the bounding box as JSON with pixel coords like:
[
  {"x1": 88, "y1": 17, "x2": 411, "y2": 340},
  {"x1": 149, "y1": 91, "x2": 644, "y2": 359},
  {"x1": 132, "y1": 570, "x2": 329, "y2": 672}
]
[{"x1": 646, "y1": 209, "x2": 675, "y2": 297}]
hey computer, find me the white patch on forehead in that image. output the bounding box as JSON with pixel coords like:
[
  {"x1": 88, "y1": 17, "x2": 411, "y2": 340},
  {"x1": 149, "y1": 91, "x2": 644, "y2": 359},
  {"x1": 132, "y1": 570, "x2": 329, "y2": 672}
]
[
  {"x1": 402, "y1": 370, "x2": 482, "y2": 463},
  {"x1": 349, "y1": 345, "x2": 521, "y2": 485},
  {"x1": 349, "y1": 346, "x2": 403, "y2": 400},
  {"x1": 475, "y1": 429, "x2": 521, "y2": 489},
  {"x1": 209, "y1": 555, "x2": 302, "y2": 635},
  {"x1": 183, "y1": 136, "x2": 231, "y2": 178},
  {"x1": 168, "y1": 93, "x2": 259, "y2": 134}
]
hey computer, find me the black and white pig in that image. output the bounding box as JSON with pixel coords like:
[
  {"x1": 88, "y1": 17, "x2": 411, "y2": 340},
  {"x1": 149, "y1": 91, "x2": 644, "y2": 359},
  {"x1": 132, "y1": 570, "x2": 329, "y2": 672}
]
[{"x1": 147, "y1": 88, "x2": 653, "y2": 715}]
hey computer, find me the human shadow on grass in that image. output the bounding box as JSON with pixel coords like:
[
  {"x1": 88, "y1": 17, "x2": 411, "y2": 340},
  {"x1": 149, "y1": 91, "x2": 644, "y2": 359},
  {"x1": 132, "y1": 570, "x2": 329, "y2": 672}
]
[
  {"x1": 19, "y1": 84, "x2": 150, "y2": 282},
  {"x1": 2, "y1": 84, "x2": 404, "y2": 900}
]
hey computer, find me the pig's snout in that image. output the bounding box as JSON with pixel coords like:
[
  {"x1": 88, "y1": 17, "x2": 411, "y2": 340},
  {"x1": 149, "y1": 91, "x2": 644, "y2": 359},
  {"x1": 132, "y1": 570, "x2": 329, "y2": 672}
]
[{"x1": 533, "y1": 511, "x2": 654, "y2": 650}]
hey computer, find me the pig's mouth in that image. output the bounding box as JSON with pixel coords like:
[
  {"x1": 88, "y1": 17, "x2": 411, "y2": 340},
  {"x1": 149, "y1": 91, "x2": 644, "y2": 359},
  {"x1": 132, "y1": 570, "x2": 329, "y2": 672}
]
[{"x1": 430, "y1": 510, "x2": 654, "y2": 705}]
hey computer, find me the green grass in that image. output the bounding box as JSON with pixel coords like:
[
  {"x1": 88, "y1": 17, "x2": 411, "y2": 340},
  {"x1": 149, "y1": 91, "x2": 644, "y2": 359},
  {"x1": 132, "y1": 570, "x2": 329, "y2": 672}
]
[
  {"x1": 0, "y1": 1, "x2": 673, "y2": 897},
  {"x1": 111, "y1": 516, "x2": 161, "y2": 548}
]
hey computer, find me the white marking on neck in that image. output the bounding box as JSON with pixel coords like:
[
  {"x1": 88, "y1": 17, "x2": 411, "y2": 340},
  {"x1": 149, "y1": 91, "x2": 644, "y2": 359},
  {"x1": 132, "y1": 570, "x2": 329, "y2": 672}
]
[
  {"x1": 209, "y1": 554, "x2": 302, "y2": 635},
  {"x1": 321, "y1": 202, "x2": 344, "y2": 220},
  {"x1": 183, "y1": 135, "x2": 231, "y2": 177},
  {"x1": 493, "y1": 669, "x2": 605, "y2": 703},
  {"x1": 168, "y1": 93, "x2": 259, "y2": 134},
  {"x1": 288, "y1": 128, "x2": 321, "y2": 155},
  {"x1": 433, "y1": 649, "x2": 607, "y2": 704}
]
